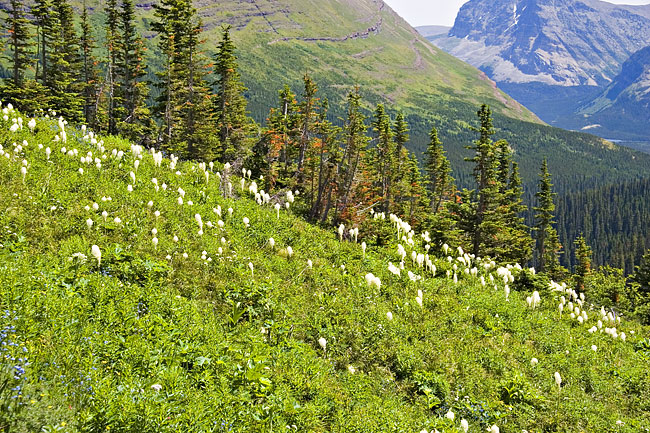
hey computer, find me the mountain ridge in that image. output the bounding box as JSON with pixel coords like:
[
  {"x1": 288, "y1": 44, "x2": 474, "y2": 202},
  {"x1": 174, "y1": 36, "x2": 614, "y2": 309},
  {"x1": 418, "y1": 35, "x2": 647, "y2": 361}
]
[{"x1": 427, "y1": 0, "x2": 650, "y2": 145}]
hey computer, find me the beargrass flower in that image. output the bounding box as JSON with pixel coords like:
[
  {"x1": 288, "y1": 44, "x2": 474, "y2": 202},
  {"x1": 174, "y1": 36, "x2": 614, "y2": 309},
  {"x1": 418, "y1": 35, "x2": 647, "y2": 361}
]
[{"x1": 91, "y1": 245, "x2": 101, "y2": 266}]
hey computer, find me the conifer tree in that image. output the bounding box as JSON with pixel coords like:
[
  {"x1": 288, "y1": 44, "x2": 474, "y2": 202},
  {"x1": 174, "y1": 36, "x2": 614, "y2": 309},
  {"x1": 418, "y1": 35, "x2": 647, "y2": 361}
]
[
  {"x1": 153, "y1": 0, "x2": 218, "y2": 158},
  {"x1": 105, "y1": 0, "x2": 121, "y2": 134},
  {"x1": 214, "y1": 25, "x2": 252, "y2": 161},
  {"x1": 574, "y1": 234, "x2": 592, "y2": 292},
  {"x1": 265, "y1": 85, "x2": 301, "y2": 188},
  {"x1": 632, "y1": 250, "x2": 650, "y2": 298},
  {"x1": 534, "y1": 158, "x2": 562, "y2": 274},
  {"x1": 390, "y1": 112, "x2": 409, "y2": 212},
  {"x1": 334, "y1": 87, "x2": 368, "y2": 223},
  {"x1": 51, "y1": 0, "x2": 83, "y2": 121},
  {"x1": 370, "y1": 104, "x2": 395, "y2": 213},
  {"x1": 296, "y1": 73, "x2": 319, "y2": 181},
  {"x1": 5, "y1": 0, "x2": 32, "y2": 89},
  {"x1": 1, "y1": 0, "x2": 46, "y2": 113},
  {"x1": 309, "y1": 98, "x2": 342, "y2": 222},
  {"x1": 32, "y1": 0, "x2": 50, "y2": 84},
  {"x1": 463, "y1": 104, "x2": 501, "y2": 257},
  {"x1": 498, "y1": 160, "x2": 533, "y2": 263},
  {"x1": 424, "y1": 125, "x2": 454, "y2": 214},
  {"x1": 177, "y1": 12, "x2": 218, "y2": 160},
  {"x1": 80, "y1": 3, "x2": 99, "y2": 128},
  {"x1": 116, "y1": 0, "x2": 153, "y2": 143}
]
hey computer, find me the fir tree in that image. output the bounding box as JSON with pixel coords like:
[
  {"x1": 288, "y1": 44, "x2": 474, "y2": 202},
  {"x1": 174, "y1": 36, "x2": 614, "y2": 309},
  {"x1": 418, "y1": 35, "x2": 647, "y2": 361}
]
[
  {"x1": 464, "y1": 104, "x2": 500, "y2": 258},
  {"x1": 534, "y1": 158, "x2": 562, "y2": 274},
  {"x1": 370, "y1": 104, "x2": 395, "y2": 213},
  {"x1": 80, "y1": 2, "x2": 100, "y2": 128},
  {"x1": 631, "y1": 250, "x2": 650, "y2": 298},
  {"x1": 266, "y1": 85, "x2": 301, "y2": 188},
  {"x1": 32, "y1": 0, "x2": 50, "y2": 84},
  {"x1": 334, "y1": 87, "x2": 368, "y2": 223},
  {"x1": 498, "y1": 159, "x2": 533, "y2": 263},
  {"x1": 105, "y1": 0, "x2": 121, "y2": 134},
  {"x1": 116, "y1": 0, "x2": 153, "y2": 143},
  {"x1": 296, "y1": 73, "x2": 319, "y2": 181},
  {"x1": 574, "y1": 234, "x2": 592, "y2": 292},
  {"x1": 214, "y1": 25, "x2": 252, "y2": 161},
  {"x1": 5, "y1": 0, "x2": 32, "y2": 89},
  {"x1": 1, "y1": 0, "x2": 47, "y2": 113},
  {"x1": 424, "y1": 125, "x2": 454, "y2": 214},
  {"x1": 309, "y1": 98, "x2": 342, "y2": 222}
]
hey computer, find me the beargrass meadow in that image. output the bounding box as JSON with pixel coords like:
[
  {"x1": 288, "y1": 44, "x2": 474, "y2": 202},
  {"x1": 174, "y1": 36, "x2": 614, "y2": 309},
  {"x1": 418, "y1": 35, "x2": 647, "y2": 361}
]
[{"x1": 1, "y1": 0, "x2": 650, "y2": 431}]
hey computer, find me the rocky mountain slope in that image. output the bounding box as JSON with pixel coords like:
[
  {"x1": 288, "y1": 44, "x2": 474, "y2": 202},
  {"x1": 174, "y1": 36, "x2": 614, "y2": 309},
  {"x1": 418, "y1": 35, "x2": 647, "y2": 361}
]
[
  {"x1": 577, "y1": 46, "x2": 650, "y2": 141},
  {"x1": 427, "y1": 0, "x2": 650, "y2": 144}
]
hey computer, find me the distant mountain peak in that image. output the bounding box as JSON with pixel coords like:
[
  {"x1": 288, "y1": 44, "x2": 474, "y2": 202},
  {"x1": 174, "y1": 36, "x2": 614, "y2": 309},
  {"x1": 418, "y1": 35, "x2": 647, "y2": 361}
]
[
  {"x1": 428, "y1": 0, "x2": 650, "y2": 143},
  {"x1": 447, "y1": 0, "x2": 650, "y2": 86}
]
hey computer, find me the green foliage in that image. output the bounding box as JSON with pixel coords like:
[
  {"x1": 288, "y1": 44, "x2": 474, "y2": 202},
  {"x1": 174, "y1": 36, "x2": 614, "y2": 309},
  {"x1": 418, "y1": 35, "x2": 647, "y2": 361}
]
[{"x1": 0, "y1": 108, "x2": 648, "y2": 432}]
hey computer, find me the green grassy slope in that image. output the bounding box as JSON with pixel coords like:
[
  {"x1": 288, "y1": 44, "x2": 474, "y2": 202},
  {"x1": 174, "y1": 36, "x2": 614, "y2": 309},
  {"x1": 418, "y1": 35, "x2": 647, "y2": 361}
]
[{"x1": 1, "y1": 108, "x2": 649, "y2": 432}]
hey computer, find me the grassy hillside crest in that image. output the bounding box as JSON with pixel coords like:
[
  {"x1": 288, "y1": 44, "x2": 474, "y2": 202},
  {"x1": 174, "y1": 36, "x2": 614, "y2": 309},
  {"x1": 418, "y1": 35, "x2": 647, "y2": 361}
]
[{"x1": 1, "y1": 104, "x2": 649, "y2": 432}]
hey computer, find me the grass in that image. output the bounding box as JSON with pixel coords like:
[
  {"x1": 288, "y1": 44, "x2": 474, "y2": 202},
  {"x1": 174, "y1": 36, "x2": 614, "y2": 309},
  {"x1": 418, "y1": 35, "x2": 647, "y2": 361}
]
[{"x1": 0, "y1": 106, "x2": 649, "y2": 432}]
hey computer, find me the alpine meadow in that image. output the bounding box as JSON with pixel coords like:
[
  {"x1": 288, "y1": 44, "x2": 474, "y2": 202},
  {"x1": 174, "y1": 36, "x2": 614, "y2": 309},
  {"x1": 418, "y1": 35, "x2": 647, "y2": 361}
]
[{"x1": 1, "y1": 0, "x2": 650, "y2": 432}]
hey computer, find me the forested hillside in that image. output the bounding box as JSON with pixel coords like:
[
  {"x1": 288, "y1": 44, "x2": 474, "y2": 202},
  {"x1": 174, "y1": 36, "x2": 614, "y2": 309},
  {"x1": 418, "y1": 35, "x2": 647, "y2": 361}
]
[{"x1": 556, "y1": 178, "x2": 650, "y2": 274}]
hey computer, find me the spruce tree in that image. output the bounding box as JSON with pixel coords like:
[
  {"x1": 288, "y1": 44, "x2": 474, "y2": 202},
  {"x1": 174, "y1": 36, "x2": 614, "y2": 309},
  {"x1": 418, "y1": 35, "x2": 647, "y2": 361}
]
[
  {"x1": 424, "y1": 125, "x2": 454, "y2": 214},
  {"x1": 296, "y1": 73, "x2": 319, "y2": 181},
  {"x1": 5, "y1": 0, "x2": 32, "y2": 89},
  {"x1": 214, "y1": 25, "x2": 252, "y2": 161},
  {"x1": 265, "y1": 85, "x2": 300, "y2": 188},
  {"x1": 632, "y1": 251, "x2": 650, "y2": 296},
  {"x1": 334, "y1": 87, "x2": 368, "y2": 223},
  {"x1": 80, "y1": 3, "x2": 99, "y2": 128},
  {"x1": 370, "y1": 104, "x2": 395, "y2": 213},
  {"x1": 574, "y1": 234, "x2": 592, "y2": 292},
  {"x1": 116, "y1": 0, "x2": 153, "y2": 143},
  {"x1": 308, "y1": 98, "x2": 342, "y2": 222},
  {"x1": 32, "y1": 0, "x2": 50, "y2": 84},
  {"x1": 105, "y1": 0, "x2": 121, "y2": 134},
  {"x1": 464, "y1": 104, "x2": 500, "y2": 258},
  {"x1": 41, "y1": 0, "x2": 82, "y2": 121},
  {"x1": 1, "y1": 0, "x2": 47, "y2": 113},
  {"x1": 534, "y1": 158, "x2": 562, "y2": 274},
  {"x1": 499, "y1": 160, "x2": 533, "y2": 263}
]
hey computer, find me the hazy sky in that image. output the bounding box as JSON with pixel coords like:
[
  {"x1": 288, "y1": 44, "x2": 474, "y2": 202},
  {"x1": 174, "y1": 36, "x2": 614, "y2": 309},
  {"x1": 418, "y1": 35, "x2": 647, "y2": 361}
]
[{"x1": 384, "y1": 0, "x2": 650, "y2": 27}]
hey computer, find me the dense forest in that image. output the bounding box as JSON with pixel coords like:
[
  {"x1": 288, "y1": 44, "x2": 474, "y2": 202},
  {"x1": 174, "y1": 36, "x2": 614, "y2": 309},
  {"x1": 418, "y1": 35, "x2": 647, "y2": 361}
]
[{"x1": 0, "y1": 0, "x2": 649, "y2": 277}]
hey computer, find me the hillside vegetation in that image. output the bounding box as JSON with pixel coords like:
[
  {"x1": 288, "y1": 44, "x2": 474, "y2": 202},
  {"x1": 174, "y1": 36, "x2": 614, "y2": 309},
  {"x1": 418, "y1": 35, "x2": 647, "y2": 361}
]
[{"x1": 1, "y1": 106, "x2": 649, "y2": 432}]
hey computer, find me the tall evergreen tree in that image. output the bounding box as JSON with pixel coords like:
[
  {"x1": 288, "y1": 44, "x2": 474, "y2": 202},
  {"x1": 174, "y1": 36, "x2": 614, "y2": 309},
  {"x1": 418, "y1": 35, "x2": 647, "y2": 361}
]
[
  {"x1": 534, "y1": 158, "x2": 562, "y2": 274},
  {"x1": 631, "y1": 250, "x2": 650, "y2": 298},
  {"x1": 296, "y1": 74, "x2": 319, "y2": 181},
  {"x1": 498, "y1": 159, "x2": 533, "y2": 263},
  {"x1": 574, "y1": 234, "x2": 592, "y2": 292},
  {"x1": 153, "y1": 0, "x2": 218, "y2": 158},
  {"x1": 424, "y1": 125, "x2": 454, "y2": 214},
  {"x1": 214, "y1": 25, "x2": 252, "y2": 161},
  {"x1": 105, "y1": 0, "x2": 121, "y2": 134},
  {"x1": 463, "y1": 104, "x2": 501, "y2": 258},
  {"x1": 334, "y1": 87, "x2": 368, "y2": 223},
  {"x1": 370, "y1": 104, "x2": 395, "y2": 213},
  {"x1": 116, "y1": 0, "x2": 153, "y2": 143},
  {"x1": 80, "y1": 2, "x2": 100, "y2": 128},
  {"x1": 308, "y1": 98, "x2": 342, "y2": 222},
  {"x1": 32, "y1": 0, "x2": 49, "y2": 82},
  {"x1": 1, "y1": 0, "x2": 47, "y2": 113},
  {"x1": 5, "y1": 0, "x2": 32, "y2": 89}
]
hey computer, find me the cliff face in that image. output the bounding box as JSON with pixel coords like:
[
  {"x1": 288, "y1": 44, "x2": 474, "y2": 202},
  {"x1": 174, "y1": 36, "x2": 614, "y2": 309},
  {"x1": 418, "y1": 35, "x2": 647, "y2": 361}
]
[
  {"x1": 428, "y1": 0, "x2": 650, "y2": 143},
  {"x1": 446, "y1": 0, "x2": 650, "y2": 86}
]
